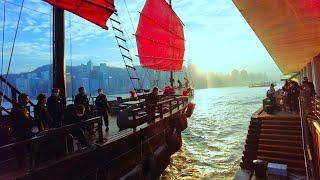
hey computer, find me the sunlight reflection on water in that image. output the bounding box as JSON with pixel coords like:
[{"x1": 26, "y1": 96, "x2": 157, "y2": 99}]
[{"x1": 162, "y1": 87, "x2": 267, "y2": 180}]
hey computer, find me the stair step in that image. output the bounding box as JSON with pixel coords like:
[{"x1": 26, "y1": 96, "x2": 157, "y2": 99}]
[
  {"x1": 259, "y1": 134, "x2": 301, "y2": 141},
  {"x1": 261, "y1": 124, "x2": 301, "y2": 130},
  {"x1": 258, "y1": 144, "x2": 303, "y2": 153},
  {"x1": 259, "y1": 139, "x2": 302, "y2": 147},
  {"x1": 257, "y1": 156, "x2": 305, "y2": 168},
  {"x1": 243, "y1": 150, "x2": 257, "y2": 158},
  {"x1": 246, "y1": 139, "x2": 258, "y2": 145},
  {"x1": 258, "y1": 150, "x2": 304, "y2": 160},
  {"x1": 245, "y1": 144, "x2": 258, "y2": 151},
  {"x1": 261, "y1": 120, "x2": 300, "y2": 125},
  {"x1": 288, "y1": 167, "x2": 306, "y2": 174},
  {"x1": 246, "y1": 134, "x2": 259, "y2": 140},
  {"x1": 260, "y1": 129, "x2": 301, "y2": 135}
]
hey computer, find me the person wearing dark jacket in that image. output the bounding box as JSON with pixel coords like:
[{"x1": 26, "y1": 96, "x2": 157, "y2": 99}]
[
  {"x1": 74, "y1": 87, "x2": 90, "y2": 113},
  {"x1": 47, "y1": 88, "x2": 65, "y2": 128},
  {"x1": 64, "y1": 104, "x2": 89, "y2": 148},
  {"x1": 95, "y1": 89, "x2": 110, "y2": 131},
  {"x1": 34, "y1": 94, "x2": 52, "y2": 131},
  {"x1": 11, "y1": 94, "x2": 33, "y2": 141},
  {"x1": 146, "y1": 87, "x2": 159, "y2": 122}
]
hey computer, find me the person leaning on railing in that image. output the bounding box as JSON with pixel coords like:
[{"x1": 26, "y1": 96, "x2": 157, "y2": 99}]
[
  {"x1": 34, "y1": 94, "x2": 52, "y2": 131},
  {"x1": 64, "y1": 104, "x2": 89, "y2": 148},
  {"x1": 146, "y1": 87, "x2": 159, "y2": 123}
]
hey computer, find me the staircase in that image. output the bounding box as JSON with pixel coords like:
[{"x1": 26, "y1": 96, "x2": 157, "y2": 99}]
[{"x1": 240, "y1": 110, "x2": 306, "y2": 175}]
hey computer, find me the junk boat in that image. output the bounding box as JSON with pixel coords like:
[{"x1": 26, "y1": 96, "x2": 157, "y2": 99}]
[
  {"x1": 0, "y1": 0, "x2": 195, "y2": 179},
  {"x1": 232, "y1": 0, "x2": 320, "y2": 179}
]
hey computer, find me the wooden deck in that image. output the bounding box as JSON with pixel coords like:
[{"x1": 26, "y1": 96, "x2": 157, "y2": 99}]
[{"x1": 238, "y1": 108, "x2": 307, "y2": 178}]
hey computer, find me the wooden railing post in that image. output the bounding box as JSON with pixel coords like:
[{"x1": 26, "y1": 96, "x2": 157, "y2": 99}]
[
  {"x1": 169, "y1": 99, "x2": 172, "y2": 115},
  {"x1": 97, "y1": 116, "x2": 104, "y2": 143},
  {"x1": 11, "y1": 90, "x2": 17, "y2": 104},
  {"x1": 160, "y1": 104, "x2": 163, "y2": 119}
]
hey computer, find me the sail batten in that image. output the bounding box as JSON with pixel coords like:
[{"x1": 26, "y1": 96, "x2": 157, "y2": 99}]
[
  {"x1": 136, "y1": 0, "x2": 185, "y2": 71},
  {"x1": 44, "y1": 0, "x2": 115, "y2": 30}
]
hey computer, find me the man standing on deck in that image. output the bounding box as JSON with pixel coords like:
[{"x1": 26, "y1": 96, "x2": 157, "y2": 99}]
[
  {"x1": 74, "y1": 87, "x2": 90, "y2": 113},
  {"x1": 95, "y1": 89, "x2": 110, "y2": 131},
  {"x1": 47, "y1": 88, "x2": 65, "y2": 128},
  {"x1": 146, "y1": 87, "x2": 159, "y2": 123}
]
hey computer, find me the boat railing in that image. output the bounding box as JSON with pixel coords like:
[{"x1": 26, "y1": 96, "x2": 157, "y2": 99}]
[
  {"x1": 300, "y1": 97, "x2": 320, "y2": 179},
  {"x1": 128, "y1": 96, "x2": 189, "y2": 129},
  {"x1": 0, "y1": 116, "x2": 104, "y2": 174}
]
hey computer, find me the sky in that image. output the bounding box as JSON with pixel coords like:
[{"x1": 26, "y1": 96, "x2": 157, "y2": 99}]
[{"x1": 0, "y1": 0, "x2": 281, "y2": 75}]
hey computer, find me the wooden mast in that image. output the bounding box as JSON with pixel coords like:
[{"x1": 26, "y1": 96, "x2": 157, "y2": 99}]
[
  {"x1": 169, "y1": 0, "x2": 174, "y2": 87},
  {"x1": 52, "y1": 7, "x2": 66, "y2": 97}
]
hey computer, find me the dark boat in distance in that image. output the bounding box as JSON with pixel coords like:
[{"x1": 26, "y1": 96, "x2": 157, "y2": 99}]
[
  {"x1": 0, "y1": 0, "x2": 195, "y2": 179},
  {"x1": 248, "y1": 82, "x2": 276, "y2": 88}
]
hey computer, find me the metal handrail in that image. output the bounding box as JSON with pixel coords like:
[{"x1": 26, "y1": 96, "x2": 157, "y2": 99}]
[{"x1": 301, "y1": 97, "x2": 320, "y2": 179}]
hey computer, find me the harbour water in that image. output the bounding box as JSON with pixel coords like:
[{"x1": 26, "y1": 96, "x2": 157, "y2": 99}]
[{"x1": 162, "y1": 87, "x2": 268, "y2": 179}]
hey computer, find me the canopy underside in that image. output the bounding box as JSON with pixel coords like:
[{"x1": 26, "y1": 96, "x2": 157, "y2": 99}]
[{"x1": 233, "y1": 0, "x2": 320, "y2": 74}]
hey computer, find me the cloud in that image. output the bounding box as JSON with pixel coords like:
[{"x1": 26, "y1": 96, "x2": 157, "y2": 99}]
[{"x1": 0, "y1": 0, "x2": 279, "y2": 74}]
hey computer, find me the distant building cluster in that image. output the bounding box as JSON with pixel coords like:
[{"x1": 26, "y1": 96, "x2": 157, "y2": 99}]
[{"x1": 12, "y1": 61, "x2": 159, "y2": 98}]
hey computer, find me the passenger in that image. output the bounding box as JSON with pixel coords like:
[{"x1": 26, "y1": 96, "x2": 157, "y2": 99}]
[
  {"x1": 282, "y1": 80, "x2": 291, "y2": 111},
  {"x1": 47, "y1": 88, "x2": 65, "y2": 128},
  {"x1": 95, "y1": 89, "x2": 110, "y2": 131},
  {"x1": 301, "y1": 76, "x2": 316, "y2": 99},
  {"x1": 266, "y1": 83, "x2": 276, "y2": 107},
  {"x1": 146, "y1": 87, "x2": 159, "y2": 122},
  {"x1": 184, "y1": 77, "x2": 190, "y2": 88},
  {"x1": 34, "y1": 94, "x2": 52, "y2": 131},
  {"x1": 74, "y1": 87, "x2": 90, "y2": 113},
  {"x1": 177, "y1": 80, "x2": 183, "y2": 89},
  {"x1": 291, "y1": 81, "x2": 300, "y2": 113},
  {"x1": 129, "y1": 90, "x2": 138, "y2": 101},
  {"x1": 11, "y1": 93, "x2": 33, "y2": 141},
  {"x1": 301, "y1": 77, "x2": 315, "y2": 114},
  {"x1": 64, "y1": 104, "x2": 89, "y2": 148}
]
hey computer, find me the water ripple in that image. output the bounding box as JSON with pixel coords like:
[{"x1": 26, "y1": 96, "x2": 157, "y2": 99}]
[{"x1": 162, "y1": 87, "x2": 266, "y2": 179}]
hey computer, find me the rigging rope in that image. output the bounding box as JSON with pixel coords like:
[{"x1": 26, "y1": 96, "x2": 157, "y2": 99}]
[
  {"x1": 1, "y1": 0, "x2": 24, "y2": 99},
  {"x1": 1, "y1": 0, "x2": 5, "y2": 80},
  {"x1": 0, "y1": 0, "x2": 5, "y2": 106}
]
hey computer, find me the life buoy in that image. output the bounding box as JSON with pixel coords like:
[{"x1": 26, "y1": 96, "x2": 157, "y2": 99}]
[
  {"x1": 175, "y1": 114, "x2": 188, "y2": 132},
  {"x1": 120, "y1": 164, "x2": 144, "y2": 180},
  {"x1": 185, "y1": 103, "x2": 196, "y2": 118},
  {"x1": 166, "y1": 133, "x2": 182, "y2": 155},
  {"x1": 117, "y1": 110, "x2": 134, "y2": 131},
  {"x1": 143, "y1": 145, "x2": 170, "y2": 178}
]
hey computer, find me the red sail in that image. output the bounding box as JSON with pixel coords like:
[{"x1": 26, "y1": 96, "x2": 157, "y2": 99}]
[
  {"x1": 136, "y1": 0, "x2": 185, "y2": 71},
  {"x1": 45, "y1": 0, "x2": 115, "y2": 30}
]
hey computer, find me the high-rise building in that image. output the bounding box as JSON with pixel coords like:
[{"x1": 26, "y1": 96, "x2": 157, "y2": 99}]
[{"x1": 87, "y1": 60, "x2": 93, "y2": 73}]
